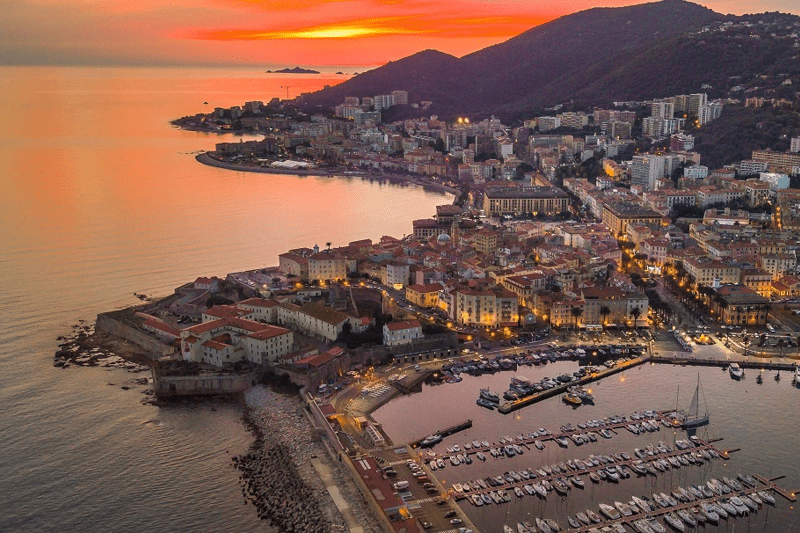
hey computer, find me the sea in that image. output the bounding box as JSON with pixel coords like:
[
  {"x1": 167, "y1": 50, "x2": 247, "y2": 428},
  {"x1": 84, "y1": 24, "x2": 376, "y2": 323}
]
[{"x1": 0, "y1": 66, "x2": 450, "y2": 532}]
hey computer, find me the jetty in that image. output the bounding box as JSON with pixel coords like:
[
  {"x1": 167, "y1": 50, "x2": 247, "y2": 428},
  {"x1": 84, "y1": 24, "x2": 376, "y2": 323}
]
[
  {"x1": 409, "y1": 419, "x2": 473, "y2": 448},
  {"x1": 651, "y1": 355, "x2": 798, "y2": 372},
  {"x1": 452, "y1": 436, "x2": 726, "y2": 501},
  {"x1": 498, "y1": 356, "x2": 650, "y2": 414}
]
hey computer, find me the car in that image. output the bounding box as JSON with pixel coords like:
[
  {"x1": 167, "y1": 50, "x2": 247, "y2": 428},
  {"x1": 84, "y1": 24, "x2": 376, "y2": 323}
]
[
  {"x1": 444, "y1": 510, "x2": 457, "y2": 518},
  {"x1": 436, "y1": 499, "x2": 447, "y2": 506},
  {"x1": 422, "y1": 522, "x2": 434, "y2": 530},
  {"x1": 450, "y1": 519, "x2": 463, "y2": 525},
  {"x1": 414, "y1": 364, "x2": 421, "y2": 371}
]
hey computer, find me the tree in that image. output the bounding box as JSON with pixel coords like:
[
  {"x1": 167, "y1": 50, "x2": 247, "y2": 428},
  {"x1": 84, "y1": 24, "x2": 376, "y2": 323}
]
[
  {"x1": 600, "y1": 306, "x2": 611, "y2": 328},
  {"x1": 571, "y1": 307, "x2": 584, "y2": 331},
  {"x1": 630, "y1": 307, "x2": 642, "y2": 328},
  {"x1": 325, "y1": 242, "x2": 332, "y2": 250}
]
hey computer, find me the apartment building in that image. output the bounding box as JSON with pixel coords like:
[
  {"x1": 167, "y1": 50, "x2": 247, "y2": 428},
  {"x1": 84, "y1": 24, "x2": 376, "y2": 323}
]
[{"x1": 483, "y1": 186, "x2": 569, "y2": 216}]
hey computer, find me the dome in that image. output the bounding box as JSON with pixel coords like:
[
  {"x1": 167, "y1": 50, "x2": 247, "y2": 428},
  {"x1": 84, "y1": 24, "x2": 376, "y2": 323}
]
[{"x1": 437, "y1": 233, "x2": 451, "y2": 244}]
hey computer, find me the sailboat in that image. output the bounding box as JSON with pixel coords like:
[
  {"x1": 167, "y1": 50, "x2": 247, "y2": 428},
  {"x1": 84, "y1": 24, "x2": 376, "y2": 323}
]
[{"x1": 682, "y1": 374, "x2": 709, "y2": 429}]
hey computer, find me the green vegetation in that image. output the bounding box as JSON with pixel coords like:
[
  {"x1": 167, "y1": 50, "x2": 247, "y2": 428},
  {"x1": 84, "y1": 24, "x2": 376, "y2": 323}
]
[{"x1": 693, "y1": 106, "x2": 800, "y2": 169}]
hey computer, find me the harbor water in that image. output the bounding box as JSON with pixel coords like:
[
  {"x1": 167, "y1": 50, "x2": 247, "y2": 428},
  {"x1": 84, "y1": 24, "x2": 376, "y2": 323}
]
[
  {"x1": 373, "y1": 361, "x2": 800, "y2": 531},
  {"x1": 0, "y1": 66, "x2": 449, "y2": 532}
]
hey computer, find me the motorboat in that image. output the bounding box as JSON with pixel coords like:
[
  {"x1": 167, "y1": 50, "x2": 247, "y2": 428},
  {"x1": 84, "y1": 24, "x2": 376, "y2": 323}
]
[
  {"x1": 729, "y1": 362, "x2": 744, "y2": 379},
  {"x1": 586, "y1": 509, "x2": 602, "y2": 523},
  {"x1": 419, "y1": 434, "x2": 442, "y2": 447},
  {"x1": 759, "y1": 490, "x2": 776, "y2": 504},
  {"x1": 663, "y1": 512, "x2": 685, "y2": 531},
  {"x1": 479, "y1": 388, "x2": 500, "y2": 403},
  {"x1": 676, "y1": 509, "x2": 696, "y2": 526},
  {"x1": 615, "y1": 501, "x2": 633, "y2": 517},
  {"x1": 599, "y1": 503, "x2": 621, "y2": 520},
  {"x1": 535, "y1": 517, "x2": 552, "y2": 533},
  {"x1": 648, "y1": 518, "x2": 666, "y2": 533},
  {"x1": 632, "y1": 495, "x2": 651, "y2": 512},
  {"x1": 633, "y1": 519, "x2": 654, "y2": 533}
]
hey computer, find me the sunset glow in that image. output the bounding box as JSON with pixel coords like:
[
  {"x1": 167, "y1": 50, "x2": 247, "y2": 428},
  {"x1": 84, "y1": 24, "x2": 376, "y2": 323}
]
[{"x1": 1, "y1": 0, "x2": 798, "y2": 66}]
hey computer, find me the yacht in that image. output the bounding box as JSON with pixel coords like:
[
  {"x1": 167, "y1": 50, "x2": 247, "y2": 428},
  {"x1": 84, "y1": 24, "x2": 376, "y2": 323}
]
[
  {"x1": 479, "y1": 388, "x2": 500, "y2": 403},
  {"x1": 599, "y1": 503, "x2": 621, "y2": 520},
  {"x1": 419, "y1": 434, "x2": 442, "y2": 447},
  {"x1": 663, "y1": 512, "x2": 685, "y2": 531},
  {"x1": 729, "y1": 362, "x2": 744, "y2": 379}
]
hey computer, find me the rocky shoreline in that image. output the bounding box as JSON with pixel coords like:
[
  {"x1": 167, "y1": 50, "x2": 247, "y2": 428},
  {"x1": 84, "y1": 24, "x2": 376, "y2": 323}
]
[{"x1": 235, "y1": 387, "x2": 383, "y2": 533}]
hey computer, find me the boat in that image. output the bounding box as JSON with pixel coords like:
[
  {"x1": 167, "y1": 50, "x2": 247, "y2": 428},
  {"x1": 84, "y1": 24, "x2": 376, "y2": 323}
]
[
  {"x1": 663, "y1": 512, "x2": 684, "y2": 531},
  {"x1": 632, "y1": 495, "x2": 651, "y2": 512},
  {"x1": 729, "y1": 362, "x2": 744, "y2": 379},
  {"x1": 504, "y1": 525, "x2": 515, "y2": 533},
  {"x1": 648, "y1": 518, "x2": 666, "y2": 533},
  {"x1": 586, "y1": 509, "x2": 602, "y2": 523},
  {"x1": 480, "y1": 388, "x2": 500, "y2": 403},
  {"x1": 759, "y1": 490, "x2": 776, "y2": 504},
  {"x1": 795, "y1": 365, "x2": 800, "y2": 383},
  {"x1": 476, "y1": 452, "x2": 486, "y2": 461},
  {"x1": 599, "y1": 503, "x2": 621, "y2": 520},
  {"x1": 535, "y1": 517, "x2": 552, "y2": 533},
  {"x1": 576, "y1": 512, "x2": 591, "y2": 525},
  {"x1": 775, "y1": 371, "x2": 781, "y2": 381},
  {"x1": 756, "y1": 372, "x2": 763, "y2": 384},
  {"x1": 563, "y1": 392, "x2": 582, "y2": 405},
  {"x1": 615, "y1": 501, "x2": 633, "y2": 517},
  {"x1": 633, "y1": 519, "x2": 654, "y2": 533},
  {"x1": 476, "y1": 398, "x2": 496, "y2": 410},
  {"x1": 676, "y1": 509, "x2": 696, "y2": 526},
  {"x1": 419, "y1": 434, "x2": 443, "y2": 447},
  {"x1": 681, "y1": 374, "x2": 709, "y2": 428},
  {"x1": 544, "y1": 518, "x2": 561, "y2": 532},
  {"x1": 700, "y1": 503, "x2": 719, "y2": 523}
]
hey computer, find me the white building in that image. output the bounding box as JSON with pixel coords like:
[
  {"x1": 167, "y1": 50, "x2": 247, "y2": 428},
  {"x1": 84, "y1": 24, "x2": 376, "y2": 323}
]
[
  {"x1": 632, "y1": 155, "x2": 667, "y2": 190},
  {"x1": 684, "y1": 165, "x2": 709, "y2": 179},
  {"x1": 760, "y1": 172, "x2": 790, "y2": 190},
  {"x1": 740, "y1": 160, "x2": 769, "y2": 175},
  {"x1": 180, "y1": 317, "x2": 293, "y2": 367},
  {"x1": 382, "y1": 320, "x2": 423, "y2": 346},
  {"x1": 791, "y1": 137, "x2": 800, "y2": 153}
]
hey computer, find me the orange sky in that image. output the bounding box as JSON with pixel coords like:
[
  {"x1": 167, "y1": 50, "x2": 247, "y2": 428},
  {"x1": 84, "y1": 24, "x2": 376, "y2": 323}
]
[{"x1": 1, "y1": 0, "x2": 798, "y2": 67}]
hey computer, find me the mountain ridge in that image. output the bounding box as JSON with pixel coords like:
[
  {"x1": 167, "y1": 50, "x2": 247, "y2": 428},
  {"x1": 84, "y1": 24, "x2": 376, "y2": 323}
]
[{"x1": 300, "y1": 0, "x2": 800, "y2": 120}]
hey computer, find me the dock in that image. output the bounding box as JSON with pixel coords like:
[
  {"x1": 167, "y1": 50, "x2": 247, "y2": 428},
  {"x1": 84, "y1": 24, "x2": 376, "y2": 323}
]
[
  {"x1": 410, "y1": 419, "x2": 473, "y2": 448},
  {"x1": 651, "y1": 355, "x2": 799, "y2": 372},
  {"x1": 453, "y1": 437, "x2": 725, "y2": 501},
  {"x1": 561, "y1": 475, "x2": 792, "y2": 532},
  {"x1": 498, "y1": 356, "x2": 650, "y2": 414}
]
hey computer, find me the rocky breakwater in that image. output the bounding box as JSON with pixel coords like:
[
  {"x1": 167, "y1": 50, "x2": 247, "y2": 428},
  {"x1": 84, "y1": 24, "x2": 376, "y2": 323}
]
[
  {"x1": 233, "y1": 387, "x2": 348, "y2": 532},
  {"x1": 53, "y1": 320, "x2": 150, "y2": 372}
]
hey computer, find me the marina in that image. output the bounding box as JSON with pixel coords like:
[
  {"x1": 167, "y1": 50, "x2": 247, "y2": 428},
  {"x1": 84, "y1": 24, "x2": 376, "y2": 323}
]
[{"x1": 371, "y1": 360, "x2": 799, "y2": 533}]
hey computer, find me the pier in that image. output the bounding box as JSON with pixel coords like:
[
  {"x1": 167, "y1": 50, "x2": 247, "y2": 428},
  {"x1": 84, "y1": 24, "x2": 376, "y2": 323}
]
[
  {"x1": 651, "y1": 355, "x2": 799, "y2": 372},
  {"x1": 452, "y1": 437, "x2": 726, "y2": 501},
  {"x1": 561, "y1": 475, "x2": 792, "y2": 532},
  {"x1": 409, "y1": 419, "x2": 473, "y2": 448},
  {"x1": 498, "y1": 356, "x2": 650, "y2": 414}
]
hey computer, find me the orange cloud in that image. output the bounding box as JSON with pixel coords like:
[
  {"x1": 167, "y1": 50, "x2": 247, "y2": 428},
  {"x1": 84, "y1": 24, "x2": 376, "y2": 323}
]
[{"x1": 181, "y1": 14, "x2": 551, "y2": 41}]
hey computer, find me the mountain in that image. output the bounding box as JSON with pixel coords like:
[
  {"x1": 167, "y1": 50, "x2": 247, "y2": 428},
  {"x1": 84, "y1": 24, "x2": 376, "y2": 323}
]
[{"x1": 301, "y1": 0, "x2": 800, "y2": 120}]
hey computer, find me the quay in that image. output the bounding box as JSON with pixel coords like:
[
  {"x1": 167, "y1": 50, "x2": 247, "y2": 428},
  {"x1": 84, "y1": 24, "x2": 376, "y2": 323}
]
[
  {"x1": 651, "y1": 355, "x2": 799, "y2": 372},
  {"x1": 498, "y1": 356, "x2": 650, "y2": 414},
  {"x1": 409, "y1": 419, "x2": 473, "y2": 448}
]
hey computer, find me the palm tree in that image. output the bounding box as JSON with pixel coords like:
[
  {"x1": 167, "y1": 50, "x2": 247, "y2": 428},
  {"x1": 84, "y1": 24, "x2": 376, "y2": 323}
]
[
  {"x1": 599, "y1": 306, "x2": 611, "y2": 328},
  {"x1": 571, "y1": 307, "x2": 584, "y2": 331},
  {"x1": 325, "y1": 242, "x2": 332, "y2": 251},
  {"x1": 630, "y1": 307, "x2": 641, "y2": 329}
]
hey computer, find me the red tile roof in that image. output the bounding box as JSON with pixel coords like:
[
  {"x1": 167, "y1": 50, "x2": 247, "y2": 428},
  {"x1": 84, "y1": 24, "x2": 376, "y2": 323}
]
[
  {"x1": 385, "y1": 320, "x2": 421, "y2": 331},
  {"x1": 247, "y1": 325, "x2": 292, "y2": 340}
]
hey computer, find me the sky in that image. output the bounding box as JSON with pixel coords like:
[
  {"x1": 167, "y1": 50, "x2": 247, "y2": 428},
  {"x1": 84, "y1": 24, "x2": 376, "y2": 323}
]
[{"x1": 1, "y1": 0, "x2": 799, "y2": 68}]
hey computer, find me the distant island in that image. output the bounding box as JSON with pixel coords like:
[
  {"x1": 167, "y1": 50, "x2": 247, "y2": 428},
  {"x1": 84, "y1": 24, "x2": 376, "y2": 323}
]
[{"x1": 266, "y1": 67, "x2": 320, "y2": 74}]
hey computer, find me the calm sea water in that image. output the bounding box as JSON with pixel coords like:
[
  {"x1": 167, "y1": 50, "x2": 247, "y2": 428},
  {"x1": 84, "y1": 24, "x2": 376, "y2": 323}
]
[
  {"x1": 0, "y1": 66, "x2": 449, "y2": 532},
  {"x1": 373, "y1": 362, "x2": 800, "y2": 532}
]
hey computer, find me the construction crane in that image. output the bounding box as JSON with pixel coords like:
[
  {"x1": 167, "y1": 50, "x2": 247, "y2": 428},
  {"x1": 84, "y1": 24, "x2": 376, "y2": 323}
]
[{"x1": 280, "y1": 86, "x2": 294, "y2": 99}]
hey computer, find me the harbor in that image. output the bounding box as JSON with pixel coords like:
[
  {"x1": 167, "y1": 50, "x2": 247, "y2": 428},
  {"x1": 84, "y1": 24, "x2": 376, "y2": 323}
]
[{"x1": 368, "y1": 359, "x2": 799, "y2": 533}]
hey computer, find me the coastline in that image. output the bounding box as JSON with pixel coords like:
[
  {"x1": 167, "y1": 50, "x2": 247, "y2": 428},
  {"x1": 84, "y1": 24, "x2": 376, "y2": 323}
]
[{"x1": 195, "y1": 152, "x2": 460, "y2": 198}]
